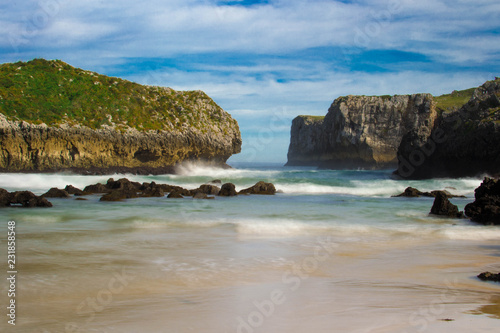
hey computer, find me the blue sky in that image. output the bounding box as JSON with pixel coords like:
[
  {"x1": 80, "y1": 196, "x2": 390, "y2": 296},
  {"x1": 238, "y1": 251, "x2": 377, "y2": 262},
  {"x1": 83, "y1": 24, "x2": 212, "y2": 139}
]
[{"x1": 2, "y1": 0, "x2": 499, "y2": 163}]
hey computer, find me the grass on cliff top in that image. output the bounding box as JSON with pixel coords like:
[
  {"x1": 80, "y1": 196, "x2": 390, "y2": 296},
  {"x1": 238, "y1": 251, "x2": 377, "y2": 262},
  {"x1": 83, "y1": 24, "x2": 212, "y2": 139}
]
[
  {"x1": 434, "y1": 87, "x2": 476, "y2": 113},
  {"x1": 0, "y1": 58, "x2": 226, "y2": 131},
  {"x1": 300, "y1": 115, "x2": 325, "y2": 121}
]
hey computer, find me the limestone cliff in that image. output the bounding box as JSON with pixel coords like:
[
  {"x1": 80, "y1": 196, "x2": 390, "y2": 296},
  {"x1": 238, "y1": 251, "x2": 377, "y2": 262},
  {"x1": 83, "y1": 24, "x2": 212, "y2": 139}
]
[
  {"x1": 0, "y1": 59, "x2": 241, "y2": 174},
  {"x1": 286, "y1": 94, "x2": 436, "y2": 169},
  {"x1": 395, "y1": 79, "x2": 500, "y2": 179}
]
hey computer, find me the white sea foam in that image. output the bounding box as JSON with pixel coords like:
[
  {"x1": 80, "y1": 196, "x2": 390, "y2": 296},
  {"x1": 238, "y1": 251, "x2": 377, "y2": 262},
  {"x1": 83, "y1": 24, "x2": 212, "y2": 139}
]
[{"x1": 173, "y1": 162, "x2": 281, "y2": 179}]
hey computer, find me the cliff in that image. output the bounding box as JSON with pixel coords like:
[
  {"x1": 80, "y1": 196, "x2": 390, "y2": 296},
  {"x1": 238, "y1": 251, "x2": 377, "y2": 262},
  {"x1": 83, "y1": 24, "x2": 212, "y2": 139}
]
[
  {"x1": 286, "y1": 94, "x2": 436, "y2": 169},
  {"x1": 0, "y1": 59, "x2": 241, "y2": 174},
  {"x1": 395, "y1": 79, "x2": 500, "y2": 179}
]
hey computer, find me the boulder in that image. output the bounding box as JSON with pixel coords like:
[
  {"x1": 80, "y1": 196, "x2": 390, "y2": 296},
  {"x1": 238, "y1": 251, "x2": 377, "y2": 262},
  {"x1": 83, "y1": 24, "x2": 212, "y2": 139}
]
[
  {"x1": 430, "y1": 191, "x2": 464, "y2": 218},
  {"x1": 106, "y1": 178, "x2": 141, "y2": 191},
  {"x1": 393, "y1": 187, "x2": 432, "y2": 197},
  {"x1": 7, "y1": 190, "x2": 52, "y2": 207},
  {"x1": 42, "y1": 187, "x2": 71, "y2": 198},
  {"x1": 65, "y1": 185, "x2": 85, "y2": 195},
  {"x1": 0, "y1": 188, "x2": 12, "y2": 206},
  {"x1": 478, "y1": 272, "x2": 500, "y2": 282},
  {"x1": 167, "y1": 191, "x2": 184, "y2": 198},
  {"x1": 140, "y1": 182, "x2": 165, "y2": 197},
  {"x1": 191, "y1": 184, "x2": 221, "y2": 196},
  {"x1": 219, "y1": 183, "x2": 237, "y2": 197},
  {"x1": 393, "y1": 187, "x2": 464, "y2": 198},
  {"x1": 83, "y1": 183, "x2": 110, "y2": 194},
  {"x1": 464, "y1": 177, "x2": 500, "y2": 225},
  {"x1": 100, "y1": 188, "x2": 139, "y2": 202},
  {"x1": 239, "y1": 181, "x2": 276, "y2": 195}
]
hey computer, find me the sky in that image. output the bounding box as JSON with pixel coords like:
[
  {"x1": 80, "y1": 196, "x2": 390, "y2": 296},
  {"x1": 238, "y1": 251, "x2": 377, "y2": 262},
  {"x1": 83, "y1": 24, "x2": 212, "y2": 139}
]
[{"x1": 1, "y1": 0, "x2": 499, "y2": 164}]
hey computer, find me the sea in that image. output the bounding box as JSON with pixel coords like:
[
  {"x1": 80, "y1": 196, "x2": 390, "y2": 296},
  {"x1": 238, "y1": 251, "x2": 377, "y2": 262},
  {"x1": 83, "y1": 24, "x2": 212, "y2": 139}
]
[{"x1": 1, "y1": 162, "x2": 500, "y2": 333}]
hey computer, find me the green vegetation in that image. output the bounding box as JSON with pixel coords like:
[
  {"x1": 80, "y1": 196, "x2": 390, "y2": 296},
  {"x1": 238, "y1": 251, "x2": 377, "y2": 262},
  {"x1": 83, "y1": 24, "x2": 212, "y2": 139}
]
[
  {"x1": 434, "y1": 87, "x2": 476, "y2": 113},
  {"x1": 301, "y1": 115, "x2": 325, "y2": 121},
  {"x1": 0, "y1": 58, "x2": 225, "y2": 130}
]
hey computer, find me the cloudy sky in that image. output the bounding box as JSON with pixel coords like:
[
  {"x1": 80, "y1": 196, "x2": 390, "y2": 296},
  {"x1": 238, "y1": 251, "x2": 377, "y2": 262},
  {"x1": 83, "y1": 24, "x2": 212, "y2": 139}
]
[{"x1": 2, "y1": 0, "x2": 499, "y2": 163}]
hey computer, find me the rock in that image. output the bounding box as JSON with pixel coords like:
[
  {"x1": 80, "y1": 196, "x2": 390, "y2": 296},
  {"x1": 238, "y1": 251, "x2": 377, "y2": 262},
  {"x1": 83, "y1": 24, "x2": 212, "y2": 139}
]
[
  {"x1": 75, "y1": 197, "x2": 88, "y2": 201},
  {"x1": 0, "y1": 188, "x2": 11, "y2": 206},
  {"x1": 286, "y1": 94, "x2": 436, "y2": 169},
  {"x1": 0, "y1": 60, "x2": 241, "y2": 174},
  {"x1": 83, "y1": 183, "x2": 110, "y2": 194},
  {"x1": 239, "y1": 181, "x2": 276, "y2": 195},
  {"x1": 464, "y1": 177, "x2": 500, "y2": 225},
  {"x1": 42, "y1": 187, "x2": 71, "y2": 198},
  {"x1": 193, "y1": 192, "x2": 208, "y2": 199},
  {"x1": 5, "y1": 190, "x2": 52, "y2": 207},
  {"x1": 395, "y1": 79, "x2": 500, "y2": 179},
  {"x1": 65, "y1": 185, "x2": 85, "y2": 195},
  {"x1": 478, "y1": 272, "x2": 500, "y2": 282},
  {"x1": 430, "y1": 191, "x2": 464, "y2": 218},
  {"x1": 106, "y1": 178, "x2": 141, "y2": 191},
  {"x1": 190, "y1": 184, "x2": 221, "y2": 196},
  {"x1": 100, "y1": 189, "x2": 139, "y2": 202},
  {"x1": 393, "y1": 187, "x2": 464, "y2": 198},
  {"x1": 393, "y1": 187, "x2": 432, "y2": 197},
  {"x1": 140, "y1": 182, "x2": 165, "y2": 197},
  {"x1": 218, "y1": 183, "x2": 238, "y2": 196},
  {"x1": 167, "y1": 191, "x2": 184, "y2": 198},
  {"x1": 208, "y1": 179, "x2": 222, "y2": 185}
]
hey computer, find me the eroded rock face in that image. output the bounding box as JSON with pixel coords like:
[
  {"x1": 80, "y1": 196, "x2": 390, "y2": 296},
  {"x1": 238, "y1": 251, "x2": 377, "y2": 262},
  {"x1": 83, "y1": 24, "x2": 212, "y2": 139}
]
[
  {"x1": 430, "y1": 191, "x2": 464, "y2": 218},
  {"x1": 465, "y1": 177, "x2": 500, "y2": 225},
  {"x1": 286, "y1": 94, "x2": 436, "y2": 169},
  {"x1": 395, "y1": 79, "x2": 500, "y2": 179},
  {"x1": 0, "y1": 113, "x2": 241, "y2": 174}
]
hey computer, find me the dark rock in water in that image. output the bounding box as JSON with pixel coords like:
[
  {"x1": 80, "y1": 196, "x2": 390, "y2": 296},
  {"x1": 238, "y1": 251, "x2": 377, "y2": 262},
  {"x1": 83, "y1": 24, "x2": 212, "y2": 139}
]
[
  {"x1": 478, "y1": 271, "x2": 500, "y2": 282},
  {"x1": 239, "y1": 181, "x2": 276, "y2": 195},
  {"x1": 393, "y1": 187, "x2": 464, "y2": 198},
  {"x1": 393, "y1": 187, "x2": 432, "y2": 197},
  {"x1": 75, "y1": 197, "x2": 88, "y2": 201},
  {"x1": 430, "y1": 191, "x2": 464, "y2": 218},
  {"x1": 106, "y1": 178, "x2": 141, "y2": 191},
  {"x1": 167, "y1": 191, "x2": 184, "y2": 198},
  {"x1": 0, "y1": 188, "x2": 11, "y2": 206},
  {"x1": 83, "y1": 183, "x2": 110, "y2": 194},
  {"x1": 465, "y1": 177, "x2": 500, "y2": 225},
  {"x1": 42, "y1": 187, "x2": 71, "y2": 198},
  {"x1": 191, "y1": 184, "x2": 221, "y2": 196},
  {"x1": 430, "y1": 190, "x2": 465, "y2": 198},
  {"x1": 208, "y1": 179, "x2": 222, "y2": 185},
  {"x1": 193, "y1": 192, "x2": 209, "y2": 199},
  {"x1": 2, "y1": 190, "x2": 53, "y2": 207},
  {"x1": 100, "y1": 187, "x2": 140, "y2": 202},
  {"x1": 140, "y1": 182, "x2": 165, "y2": 197},
  {"x1": 219, "y1": 183, "x2": 237, "y2": 196},
  {"x1": 65, "y1": 185, "x2": 85, "y2": 196}
]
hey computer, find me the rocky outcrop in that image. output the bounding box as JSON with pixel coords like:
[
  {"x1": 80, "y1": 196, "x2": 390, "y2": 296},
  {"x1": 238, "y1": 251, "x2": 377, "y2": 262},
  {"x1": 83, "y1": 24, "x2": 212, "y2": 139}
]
[
  {"x1": 0, "y1": 60, "x2": 241, "y2": 174},
  {"x1": 286, "y1": 94, "x2": 436, "y2": 169},
  {"x1": 429, "y1": 191, "x2": 464, "y2": 218},
  {"x1": 392, "y1": 187, "x2": 464, "y2": 198},
  {"x1": 395, "y1": 79, "x2": 500, "y2": 179},
  {"x1": 0, "y1": 113, "x2": 241, "y2": 174},
  {"x1": 239, "y1": 181, "x2": 276, "y2": 195},
  {"x1": 219, "y1": 183, "x2": 238, "y2": 196},
  {"x1": 465, "y1": 177, "x2": 500, "y2": 225},
  {"x1": 478, "y1": 272, "x2": 500, "y2": 282},
  {"x1": 0, "y1": 189, "x2": 52, "y2": 208}
]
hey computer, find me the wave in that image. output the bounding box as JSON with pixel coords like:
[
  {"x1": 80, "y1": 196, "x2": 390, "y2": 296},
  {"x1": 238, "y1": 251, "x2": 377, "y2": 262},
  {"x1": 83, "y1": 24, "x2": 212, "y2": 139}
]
[{"x1": 173, "y1": 162, "x2": 281, "y2": 179}]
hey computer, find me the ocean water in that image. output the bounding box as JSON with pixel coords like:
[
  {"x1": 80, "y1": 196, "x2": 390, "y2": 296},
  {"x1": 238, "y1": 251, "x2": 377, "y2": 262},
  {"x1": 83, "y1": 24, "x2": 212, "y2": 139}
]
[{"x1": 1, "y1": 163, "x2": 500, "y2": 333}]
